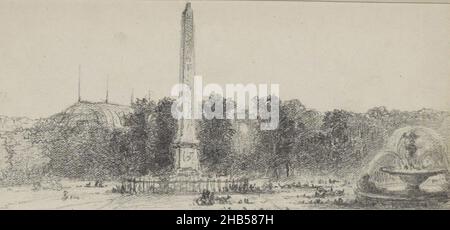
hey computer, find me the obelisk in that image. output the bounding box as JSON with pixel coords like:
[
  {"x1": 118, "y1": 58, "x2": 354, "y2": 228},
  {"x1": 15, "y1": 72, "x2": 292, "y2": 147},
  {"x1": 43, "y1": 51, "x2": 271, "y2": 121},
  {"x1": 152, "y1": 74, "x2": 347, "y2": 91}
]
[{"x1": 173, "y1": 2, "x2": 200, "y2": 175}]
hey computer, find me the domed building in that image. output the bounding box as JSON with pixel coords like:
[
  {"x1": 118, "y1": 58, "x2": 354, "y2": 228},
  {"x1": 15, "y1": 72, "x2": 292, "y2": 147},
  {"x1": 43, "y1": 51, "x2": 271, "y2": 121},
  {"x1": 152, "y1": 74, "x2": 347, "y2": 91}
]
[
  {"x1": 48, "y1": 65, "x2": 134, "y2": 129},
  {"x1": 56, "y1": 101, "x2": 132, "y2": 129}
]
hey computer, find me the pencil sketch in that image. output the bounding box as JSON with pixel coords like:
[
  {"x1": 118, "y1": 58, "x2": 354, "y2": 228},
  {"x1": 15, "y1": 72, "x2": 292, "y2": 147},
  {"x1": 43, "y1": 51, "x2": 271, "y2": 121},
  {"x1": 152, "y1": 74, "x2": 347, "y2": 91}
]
[{"x1": 0, "y1": 1, "x2": 449, "y2": 209}]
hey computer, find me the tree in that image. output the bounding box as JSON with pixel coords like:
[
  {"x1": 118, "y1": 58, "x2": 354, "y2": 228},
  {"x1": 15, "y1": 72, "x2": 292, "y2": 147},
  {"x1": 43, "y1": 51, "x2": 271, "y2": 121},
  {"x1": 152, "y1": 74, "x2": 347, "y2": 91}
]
[
  {"x1": 321, "y1": 109, "x2": 353, "y2": 171},
  {"x1": 0, "y1": 129, "x2": 49, "y2": 185},
  {"x1": 199, "y1": 95, "x2": 236, "y2": 176},
  {"x1": 254, "y1": 98, "x2": 305, "y2": 178},
  {"x1": 152, "y1": 97, "x2": 177, "y2": 172},
  {"x1": 124, "y1": 98, "x2": 156, "y2": 176},
  {"x1": 30, "y1": 115, "x2": 115, "y2": 179}
]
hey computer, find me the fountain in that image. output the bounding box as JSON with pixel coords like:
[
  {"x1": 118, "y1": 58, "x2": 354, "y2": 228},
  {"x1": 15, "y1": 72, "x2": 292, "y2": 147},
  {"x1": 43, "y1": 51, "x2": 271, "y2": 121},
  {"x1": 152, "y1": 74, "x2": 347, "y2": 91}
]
[
  {"x1": 355, "y1": 126, "x2": 449, "y2": 206},
  {"x1": 380, "y1": 167, "x2": 447, "y2": 194}
]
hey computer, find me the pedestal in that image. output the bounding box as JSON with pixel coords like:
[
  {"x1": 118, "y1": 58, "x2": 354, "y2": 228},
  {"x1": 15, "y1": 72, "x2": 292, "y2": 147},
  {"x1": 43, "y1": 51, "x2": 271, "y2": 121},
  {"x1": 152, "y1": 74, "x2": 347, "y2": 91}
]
[{"x1": 173, "y1": 141, "x2": 200, "y2": 175}]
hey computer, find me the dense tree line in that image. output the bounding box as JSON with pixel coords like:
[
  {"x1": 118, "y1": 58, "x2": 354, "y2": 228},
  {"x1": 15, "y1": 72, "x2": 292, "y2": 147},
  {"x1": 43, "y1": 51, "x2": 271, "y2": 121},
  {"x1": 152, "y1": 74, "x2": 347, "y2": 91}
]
[{"x1": 1, "y1": 96, "x2": 449, "y2": 184}]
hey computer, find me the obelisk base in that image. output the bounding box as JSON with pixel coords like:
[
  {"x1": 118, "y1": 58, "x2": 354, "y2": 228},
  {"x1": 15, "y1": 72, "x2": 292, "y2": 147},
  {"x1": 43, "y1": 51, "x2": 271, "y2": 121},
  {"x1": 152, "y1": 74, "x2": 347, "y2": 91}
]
[{"x1": 173, "y1": 141, "x2": 201, "y2": 176}]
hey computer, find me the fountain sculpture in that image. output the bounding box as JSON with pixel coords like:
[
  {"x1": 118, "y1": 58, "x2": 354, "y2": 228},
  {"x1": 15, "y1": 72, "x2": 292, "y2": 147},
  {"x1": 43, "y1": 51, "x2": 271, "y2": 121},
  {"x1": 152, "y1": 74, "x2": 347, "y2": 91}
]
[{"x1": 356, "y1": 126, "x2": 449, "y2": 207}]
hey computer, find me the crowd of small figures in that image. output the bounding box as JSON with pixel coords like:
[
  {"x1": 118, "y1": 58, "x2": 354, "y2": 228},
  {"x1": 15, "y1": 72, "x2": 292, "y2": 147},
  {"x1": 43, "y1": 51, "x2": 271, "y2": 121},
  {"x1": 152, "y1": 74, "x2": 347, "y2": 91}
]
[
  {"x1": 210, "y1": 178, "x2": 347, "y2": 194},
  {"x1": 296, "y1": 186, "x2": 351, "y2": 206},
  {"x1": 57, "y1": 178, "x2": 354, "y2": 208},
  {"x1": 271, "y1": 179, "x2": 353, "y2": 207},
  {"x1": 194, "y1": 179, "x2": 354, "y2": 208},
  {"x1": 195, "y1": 189, "x2": 232, "y2": 205}
]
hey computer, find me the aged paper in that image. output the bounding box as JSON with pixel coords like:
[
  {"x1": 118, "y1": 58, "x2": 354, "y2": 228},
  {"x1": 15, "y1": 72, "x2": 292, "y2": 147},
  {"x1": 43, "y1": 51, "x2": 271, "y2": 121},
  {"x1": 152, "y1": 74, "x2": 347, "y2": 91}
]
[{"x1": 0, "y1": 0, "x2": 449, "y2": 209}]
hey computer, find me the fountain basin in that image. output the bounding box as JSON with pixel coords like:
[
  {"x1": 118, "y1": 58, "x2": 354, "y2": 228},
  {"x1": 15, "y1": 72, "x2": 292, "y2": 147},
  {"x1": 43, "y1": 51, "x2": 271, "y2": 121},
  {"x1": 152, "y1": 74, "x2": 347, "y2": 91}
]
[{"x1": 380, "y1": 167, "x2": 447, "y2": 193}]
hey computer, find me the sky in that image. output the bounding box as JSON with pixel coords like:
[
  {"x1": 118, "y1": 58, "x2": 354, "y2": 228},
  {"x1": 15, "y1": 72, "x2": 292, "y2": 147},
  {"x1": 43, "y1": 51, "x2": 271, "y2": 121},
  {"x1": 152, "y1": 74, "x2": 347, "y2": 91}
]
[{"x1": 0, "y1": 0, "x2": 449, "y2": 118}]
